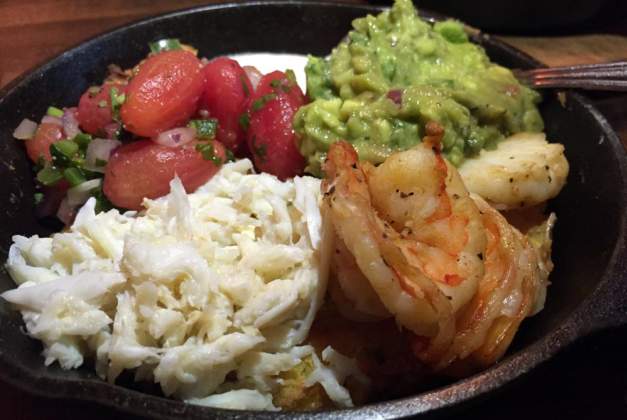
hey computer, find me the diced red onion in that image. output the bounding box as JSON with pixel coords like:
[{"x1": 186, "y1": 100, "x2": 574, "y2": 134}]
[
  {"x1": 56, "y1": 197, "x2": 76, "y2": 226},
  {"x1": 35, "y1": 183, "x2": 69, "y2": 219},
  {"x1": 85, "y1": 138, "x2": 122, "y2": 172},
  {"x1": 387, "y1": 89, "x2": 403, "y2": 106},
  {"x1": 41, "y1": 115, "x2": 62, "y2": 126},
  {"x1": 62, "y1": 107, "x2": 81, "y2": 139},
  {"x1": 243, "y1": 65, "x2": 263, "y2": 91},
  {"x1": 104, "y1": 122, "x2": 121, "y2": 139},
  {"x1": 153, "y1": 127, "x2": 196, "y2": 148},
  {"x1": 198, "y1": 109, "x2": 210, "y2": 119},
  {"x1": 13, "y1": 118, "x2": 38, "y2": 140},
  {"x1": 67, "y1": 179, "x2": 102, "y2": 206}
]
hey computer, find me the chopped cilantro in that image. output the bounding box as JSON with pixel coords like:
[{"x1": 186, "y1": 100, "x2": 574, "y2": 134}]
[
  {"x1": 33, "y1": 192, "x2": 44, "y2": 205},
  {"x1": 270, "y1": 78, "x2": 291, "y2": 93},
  {"x1": 240, "y1": 75, "x2": 250, "y2": 97},
  {"x1": 255, "y1": 144, "x2": 267, "y2": 160},
  {"x1": 46, "y1": 106, "x2": 64, "y2": 117},
  {"x1": 225, "y1": 149, "x2": 236, "y2": 162},
  {"x1": 251, "y1": 93, "x2": 277, "y2": 112},
  {"x1": 285, "y1": 69, "x2": 297, "y2": 85},
  {"x1": 188, "y1": 119, "x2": 218, "y2": 139},
  {"x1": 251, "y1": 136, "x2": 267, "y2": 161},
  {"x1": 238, "y1": 113, "x2": 250, "y2": 131},
  {"x1": 93, "y1": 188, "x2": 114, "y2": 213},
  {"x1": 109, "y1": 87, "x2": 126, "y2": 121},
  {"x1": 149, "y1": 38, "x2": 182, "y2": 53},
  {"x1": 195, "y1": 142, "x2": 222, "y2": 165},
  {"x1": 34, "y1": 156, "x2": 46, "y2": 172}
]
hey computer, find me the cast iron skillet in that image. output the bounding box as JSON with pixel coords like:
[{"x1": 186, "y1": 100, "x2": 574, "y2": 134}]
[{"x1": 0, "y1": 1, "x2": 626, "y2": 418}]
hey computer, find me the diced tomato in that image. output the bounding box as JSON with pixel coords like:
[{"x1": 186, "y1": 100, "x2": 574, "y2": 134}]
[
  {"x1": 103, "y1": 139, "x2": 225, "y2": 210},
  {"x1": 257, "y1": 70, "x2": 305, "y2": 105},
  {"x1": 26, "y1": 122, "x2": 63, "y2": 163},
  {"x1": 120, "y1": 50, "x2": 205, "y2": 137},
  {"x1": 77, "y1": 83, "x2": 126, "y2": 136},
  {"x1": 201, "y1": 57, "x2": 253, "y2": 154},
  {"x1": 245, "y1": 71, "x2": 306, "y2": 179}
]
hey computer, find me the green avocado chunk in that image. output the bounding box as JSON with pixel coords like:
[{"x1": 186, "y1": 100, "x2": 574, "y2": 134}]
[{"x1": 294, "y1": 0, "x2": 543, "y2": 175}]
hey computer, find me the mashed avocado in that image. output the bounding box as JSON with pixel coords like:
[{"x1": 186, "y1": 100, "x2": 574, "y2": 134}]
[{"x1": 294, "y1": 0, "x2": 543, "y2": 174}]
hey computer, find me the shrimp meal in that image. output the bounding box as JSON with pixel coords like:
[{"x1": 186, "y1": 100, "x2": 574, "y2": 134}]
[
  {"x1": 321, "y1": 123, "x2": 556, "y2": 377},
  {"x1": 2, "y1": 0, "x2": 569, "y2": 411}
]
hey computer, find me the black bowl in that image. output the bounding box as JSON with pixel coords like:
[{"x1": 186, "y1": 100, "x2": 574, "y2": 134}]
[{"x1": 0, "y1": 1, "x2": 626, "y2": 419}]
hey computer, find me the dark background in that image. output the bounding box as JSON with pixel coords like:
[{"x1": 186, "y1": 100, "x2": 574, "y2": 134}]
[{"x1": 411, "y1": 0, "x2": 627, "y2": 35}]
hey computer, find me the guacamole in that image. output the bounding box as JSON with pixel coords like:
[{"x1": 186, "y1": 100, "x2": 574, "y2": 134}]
[{"x1": 294, "y1": 0, "x2": 543, "y2": 175}]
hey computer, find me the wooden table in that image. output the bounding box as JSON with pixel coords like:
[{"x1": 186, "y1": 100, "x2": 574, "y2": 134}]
[{"x1": 1, "y1": 1, "x2": 626, "y2": 419}]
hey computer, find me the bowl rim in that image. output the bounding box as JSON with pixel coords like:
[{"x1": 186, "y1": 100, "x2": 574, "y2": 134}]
[{"x1": 0, "y1": 1, "x2": 626, "y2": 418}]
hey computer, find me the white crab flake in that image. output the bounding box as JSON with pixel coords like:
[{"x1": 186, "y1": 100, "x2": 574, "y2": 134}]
[{"x1": 2, "y1": 159, "x2": 359, "y2": 409}]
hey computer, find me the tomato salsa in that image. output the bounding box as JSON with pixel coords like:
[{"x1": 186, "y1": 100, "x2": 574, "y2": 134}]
[{"x1": 14, "y1": 40, "x2": 306, "y2": 221}]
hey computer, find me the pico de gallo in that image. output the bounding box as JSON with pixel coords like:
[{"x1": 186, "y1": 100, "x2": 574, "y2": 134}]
[{"x1": 13, "y1": 40, "x2": 307, "y2": 223}]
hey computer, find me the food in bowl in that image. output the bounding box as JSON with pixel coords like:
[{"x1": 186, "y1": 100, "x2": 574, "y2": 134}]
[{"x1": 2, "y1": 0, "x2": 568, "y2": 410}]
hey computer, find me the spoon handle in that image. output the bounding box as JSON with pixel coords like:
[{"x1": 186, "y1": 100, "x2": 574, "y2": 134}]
[{"x1": 514, "y1": 61, "x2": 627, "y2": 91}]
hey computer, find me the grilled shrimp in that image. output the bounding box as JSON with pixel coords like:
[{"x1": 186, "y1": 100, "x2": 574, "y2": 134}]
[
  {"x1": 329, "y1": 237, "x2": 390, "y2": 322},
  {"x1": 436, "y1": 195, "x2": 551, "y2": 371},
  {"x1": 458, "y1": 133, "x2": 569, "y2": 210},
  {"x1": 323, "y1": 124, "x2": 487, "y2": 363},
  {"x1": 324, "y1": 126, "x2": 556, "y2": 371}
]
